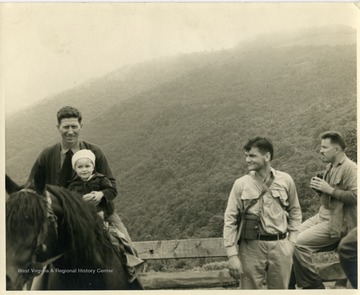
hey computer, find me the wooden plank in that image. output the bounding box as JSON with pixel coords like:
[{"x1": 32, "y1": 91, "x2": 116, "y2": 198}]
[
  {"x1": 133, "y1": 237, "x2": 226, "y2": 260},
  {"x1": 139, "y1": 269, "x2": 238, "y2": 289},
  {"x1": 138, "y1": 263, "x2": 346, "y2": 290}
]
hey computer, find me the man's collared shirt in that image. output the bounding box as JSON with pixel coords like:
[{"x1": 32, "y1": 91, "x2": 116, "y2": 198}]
[
  {"x1": 223, "y1": 168, "x2": 302, "y2": 257},
  {"x1": 320, "y1": 155, "x2": 357, "y2": 237}
]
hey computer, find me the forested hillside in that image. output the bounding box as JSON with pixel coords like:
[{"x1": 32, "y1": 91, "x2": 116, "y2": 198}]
[{"x1": 6, "y1": 26, "x2": 356, "y2": 242}]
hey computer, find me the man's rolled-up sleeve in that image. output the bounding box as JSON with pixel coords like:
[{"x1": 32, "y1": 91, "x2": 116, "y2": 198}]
[{"x1": 332, "y1": 164, "x2": 357, "y2": 204}]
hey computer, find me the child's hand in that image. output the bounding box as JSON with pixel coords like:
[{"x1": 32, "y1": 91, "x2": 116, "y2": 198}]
[{"x1": 83, "y1": 191, "x2": 103, "y2": 205}]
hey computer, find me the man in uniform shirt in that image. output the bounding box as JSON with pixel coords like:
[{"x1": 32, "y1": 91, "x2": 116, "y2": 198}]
[
  {"x1": 223, "y1": 137, "x2": 302, "y2": 289},
  {"x1": 292, "y1": 131, "x2": 357, "y2": 289}
]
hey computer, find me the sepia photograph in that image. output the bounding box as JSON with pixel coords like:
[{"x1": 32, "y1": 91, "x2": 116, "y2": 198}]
[{"x1": 1, "y1": 2, "x2": 358, "y2": 292}]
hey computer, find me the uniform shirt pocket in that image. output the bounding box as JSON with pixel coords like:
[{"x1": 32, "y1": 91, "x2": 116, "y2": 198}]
[
  {"x1": 241, "y1": 185, "x2": 261, "y2": 200},
  {"x1": 271, "y1": 188, "x2": 289, "y2": 207},
  {"x1": 241, "y1": 185, "x2": 262, "y2": 215}
]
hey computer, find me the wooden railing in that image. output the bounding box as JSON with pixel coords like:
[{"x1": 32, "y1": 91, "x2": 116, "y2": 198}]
[{"x1": 133, "y1": 237, "x2": 346, "y2": 289}]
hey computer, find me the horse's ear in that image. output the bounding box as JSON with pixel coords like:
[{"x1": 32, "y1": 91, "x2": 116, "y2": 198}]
[
  {"x1": 5, "y1": 175, "x2": 23, "y2": 194},
  {"x1": 32, "y1": 169, "x2": 46, "y2": 194}
]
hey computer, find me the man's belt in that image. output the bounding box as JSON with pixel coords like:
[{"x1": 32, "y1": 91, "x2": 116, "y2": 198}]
[{"x1": 255, "y1": 232, "x2": 287, "y2": 241}]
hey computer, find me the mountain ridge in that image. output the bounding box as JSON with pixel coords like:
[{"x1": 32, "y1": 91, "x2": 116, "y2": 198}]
[{"x1": 6, "y1": 25, "x2": 356, "y2": 241}]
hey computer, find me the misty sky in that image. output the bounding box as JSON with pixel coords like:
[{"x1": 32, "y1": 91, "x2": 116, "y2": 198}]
[{"x1": 1, "y1": 2, "x2": 358, "y2": 115}]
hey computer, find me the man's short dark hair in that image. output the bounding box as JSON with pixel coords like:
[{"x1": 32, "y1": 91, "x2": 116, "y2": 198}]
[
  {"x1": 57, "y1": 106, "x2": 82, "y2": 124},
  {"x1": 321, "y1": 131, "x2": 346, "y2": 150},
  {"x1": 244, "y1": 137, "x2": 274, "y2": 160}
]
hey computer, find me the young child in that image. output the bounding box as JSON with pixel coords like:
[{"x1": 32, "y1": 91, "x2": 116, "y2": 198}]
[
  {"x1": 68, "y1": 149, "x2": 116, "y2": 220},
  {"x1": 69, "y1": 149, "x2": 144, "y2": 282}
]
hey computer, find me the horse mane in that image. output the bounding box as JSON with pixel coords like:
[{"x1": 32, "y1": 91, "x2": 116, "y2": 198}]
[
  {"x1": 45, "y1": 185, "x2": 117, "y2": 269},
  {"x1": 6, "y1": 189, "x2": 47, "y2": 244}
]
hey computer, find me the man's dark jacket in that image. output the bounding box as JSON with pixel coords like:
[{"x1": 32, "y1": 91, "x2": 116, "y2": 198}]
[{"x1": 27, "y1": 141, "x2": 117, "y2": 195}]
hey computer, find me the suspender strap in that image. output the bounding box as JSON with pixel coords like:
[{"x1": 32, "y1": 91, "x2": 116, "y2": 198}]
[
  {"x1": 249, "y1": 173, "x2": 284, "y2": 208},
  {"x1": 235, "y1": 173, "x2": 274, "y2": 245},
  {"x1": 249, "y1": 173, "x2": 274, "y2": 196}
]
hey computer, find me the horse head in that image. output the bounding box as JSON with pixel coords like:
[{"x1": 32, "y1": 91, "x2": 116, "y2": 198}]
[
  {"x1": 5, "y1": 176, "x2": 59, "y2": 290},
  {"x1": 5, "y1": 174, "x2": 135, "y2": 290}
]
